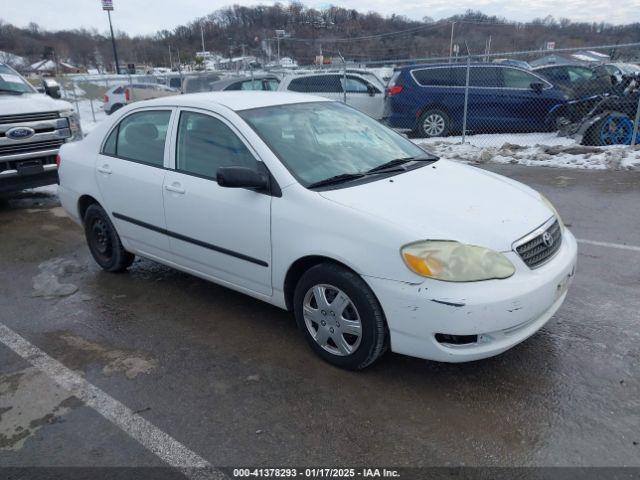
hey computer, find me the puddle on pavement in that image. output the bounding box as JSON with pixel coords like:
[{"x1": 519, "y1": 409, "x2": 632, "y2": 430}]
[
  {"x1": 0, "y1": 367, "x2": 81, "y2": 451},
  {"x1": 54, "y1": 332, "x2": 157, "y2": 380}
]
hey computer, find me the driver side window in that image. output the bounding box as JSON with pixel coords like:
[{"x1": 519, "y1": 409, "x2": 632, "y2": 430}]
[{"x1": 176, "y1": 111, "x2": 257, "y2": 180}]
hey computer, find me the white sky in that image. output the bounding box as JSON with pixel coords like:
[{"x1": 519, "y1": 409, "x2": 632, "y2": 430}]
[{"x1": 1, "y1": 0, "x2": 638, "y2": 36}]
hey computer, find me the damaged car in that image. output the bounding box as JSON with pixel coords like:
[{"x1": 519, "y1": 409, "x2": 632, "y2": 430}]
[{"x1": 57, "y1": 92, "x2": 577, "y2": 369}]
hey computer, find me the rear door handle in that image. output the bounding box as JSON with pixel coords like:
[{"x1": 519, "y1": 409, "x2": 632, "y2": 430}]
[
  {"x1": 165, "y1": 183, "x2": 186, "y2": 194},
  {"x1": 97, "y1": 165, "x2": 112, "y2": 175}
]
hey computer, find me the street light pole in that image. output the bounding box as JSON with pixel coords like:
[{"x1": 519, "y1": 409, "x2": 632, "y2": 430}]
[
  {"x1": 102, "y1": 1, "x2": 120, "y2": 74},
  {"x1": 107, "y1": 11, "x2": 120, "y2": 74}
]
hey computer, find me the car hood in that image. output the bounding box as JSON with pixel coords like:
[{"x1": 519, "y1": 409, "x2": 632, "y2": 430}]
[
  {"x1": 319, "y1": 160, "x2": 553, "y2": 252},
  {"x1": 0, "y1": 93, "x2": 73, "y2": 115}
]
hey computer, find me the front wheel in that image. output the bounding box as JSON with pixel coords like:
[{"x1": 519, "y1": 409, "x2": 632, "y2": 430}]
[
  {"x1": 84, "y1": 204, "x2": 134, "y2": 272},
  {"x1": 583, "y1": 114, "x2": 637, "y2": 146},
  {"x1": 293, "y1": 263, "x2": 387, "y2": 370}
]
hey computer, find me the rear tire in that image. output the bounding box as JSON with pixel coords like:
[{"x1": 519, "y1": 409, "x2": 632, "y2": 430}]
[
  {"x1": 293, "y1": 263, "x2": 387, "y2": 370},
  {"x1": 83, "y1": 204, "x2": 134, "y2": 272},
  {"x1": 416, "y1": 108, "x2": 450, "y2": 138},
  {"x1": 108, "y1": 103, "x2": 123, "y2": 115}
]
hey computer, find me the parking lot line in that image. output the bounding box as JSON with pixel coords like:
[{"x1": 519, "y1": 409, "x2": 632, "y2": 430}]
[
  {"x1": 577, "y1": 239, "x2": 640, "y2": 252},
  {"x1": 0, "y1": 323, "x2": 223, "y2": 480}
]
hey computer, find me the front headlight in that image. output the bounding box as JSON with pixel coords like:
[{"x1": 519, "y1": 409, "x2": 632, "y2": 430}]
[
  {"x1": 59, "y1": 109, "x2": 83, "y2": 141},
  {"x1": 401, "y1": 240, "x2": 515, "y2": 282},
  {"x1": 540, "y1": 194, "x2": 564, "y2": 229}
]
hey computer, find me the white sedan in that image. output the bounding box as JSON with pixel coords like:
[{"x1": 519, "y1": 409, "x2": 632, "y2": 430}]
[{"x1": 58, "y1": 92, "x2": 577, "y2": 370}]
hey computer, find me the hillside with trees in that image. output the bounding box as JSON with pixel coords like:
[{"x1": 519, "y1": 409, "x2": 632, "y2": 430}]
[{"x1": 1, "y1": 3, "x2": 639, "y2": 71}]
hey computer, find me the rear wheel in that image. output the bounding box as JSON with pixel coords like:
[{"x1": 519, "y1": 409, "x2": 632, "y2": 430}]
[
  {"x1": 416, "y1": 109, "x2": 450, "y2": 138},
  {"x1": 108, "y1": 103, "x2": 123, "y2": 115},
  {"x1": 293, "y1": 263, "x2": 387, "y2": 370},
  {"x1": 83, "y1": 204, "x2": 134, "y2": 272}
]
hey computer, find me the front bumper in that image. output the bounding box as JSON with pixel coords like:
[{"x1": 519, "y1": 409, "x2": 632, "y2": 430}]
[
  {"x1": 365, "y1": 229, "x2": 578, "y2": 362},
  {"x1": 0, "y1": 165, "x2": 59, "y2": 194}
]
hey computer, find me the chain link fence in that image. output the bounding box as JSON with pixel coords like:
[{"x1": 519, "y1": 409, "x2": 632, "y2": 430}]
[{"x1": 42, "y1": 42, "x2": 640, "y2": 169}]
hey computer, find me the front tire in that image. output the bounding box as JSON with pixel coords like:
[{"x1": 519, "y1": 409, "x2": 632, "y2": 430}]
[
  {"x1": 83, "y1": 204, "x2": 134, "y2": 272},
  {"x1": 293, "y1": 263, "x2": 387, "y2": 370}
]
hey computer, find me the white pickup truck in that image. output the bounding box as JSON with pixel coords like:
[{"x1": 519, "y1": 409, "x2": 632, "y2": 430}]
[{"x1": 0, "y1": 63, "x2": 82, "y2": 194}]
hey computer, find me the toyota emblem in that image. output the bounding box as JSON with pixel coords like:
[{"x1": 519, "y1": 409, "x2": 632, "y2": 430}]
[{"x1": 542, "y1": 231, "x2": 554, "y2": 248}]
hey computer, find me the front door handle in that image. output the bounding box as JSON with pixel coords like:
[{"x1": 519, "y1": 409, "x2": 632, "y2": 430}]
[
  {"x1": 165, "y1": 183, "x2": 186, "y2": 194},
  {"x1": 97, "y1": 164, "x2": 112, "y2": 175}
]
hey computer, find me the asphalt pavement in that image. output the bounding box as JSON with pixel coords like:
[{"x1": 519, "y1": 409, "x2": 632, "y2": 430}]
[{"x1": 0, "y1": 164, "x2": 638, "y2": 476}]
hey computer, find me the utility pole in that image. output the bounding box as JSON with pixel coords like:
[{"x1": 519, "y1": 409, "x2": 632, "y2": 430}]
[
  {"x1": 275, "y1": 30, "x2": 286, "y2": 65},
  {"x1": 200, "y1": 22, "x2": 206, "y2": 53},
  {"x1": 448, "y1": 21, "x2": 456, "y2": 63},
  {"x1": 101, "y1": 0, "x2": 120, "y2": 74}
]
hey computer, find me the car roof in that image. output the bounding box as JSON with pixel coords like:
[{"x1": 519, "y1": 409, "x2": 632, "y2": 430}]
[
  {"x1": 205, "y1": 75, "x2": 278, "y2": 90},
  {"x1": 137, "y1": 91, "x2": 332, "y2": 111}
]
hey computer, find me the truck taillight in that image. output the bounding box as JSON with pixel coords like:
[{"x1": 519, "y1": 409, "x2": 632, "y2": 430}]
[
  {"x1": 124, "y1": 88, "x2": 130, "y2": 101},
  {"x1": 56, "y1": 154, "x2": 61, "y2": 168},
  {"x1": 103, "y1": 94, "x2": 109, "y2": 103},
  {"x1": 387, "y1": 85, "x2": 403, "y2": 96}
]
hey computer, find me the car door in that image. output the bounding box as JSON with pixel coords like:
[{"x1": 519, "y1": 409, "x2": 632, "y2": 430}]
[
  {"x1": 163, "y1": 108, "x2": 272, "y2": 295},
  {"x1": 342, "y1": 75, "x2": 385, "y2": 119},
  {"x1": 95, "y1": 108, "x2": 174, "y2": 258},
  {"x1": 461, "y1": 66, "x2": 506, "y2": 132},
  {"x1": 500, "y1": 67, "x2": 556, "y2": 131}
]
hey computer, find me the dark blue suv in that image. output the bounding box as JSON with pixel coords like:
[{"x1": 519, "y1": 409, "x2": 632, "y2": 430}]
[{"x1": 384, "y1": 63, "x2": 569, "y2": 137}]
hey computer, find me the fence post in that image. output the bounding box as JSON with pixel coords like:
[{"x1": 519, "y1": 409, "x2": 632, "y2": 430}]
[
  {"x1": 89, "y1": 98, "x2": 96, "y2": 123},
  {"x1": 632, "y1": 95, "x2": 640, "y2": 147},
  {"x1": 461, "y1": 55, "x2": 471, "y2": 144},
  {"x1": 72, "y1": 80, "x2": 80, "y2": 116}
]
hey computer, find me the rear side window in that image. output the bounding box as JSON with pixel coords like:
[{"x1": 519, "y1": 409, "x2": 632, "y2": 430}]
[
  {"x1": 103, "y1": 128, "x2": 117, "y2": 155},
  {"x1": 412, "y1": 68, "x2": 452, "y2": 86},
  {"x1": 288, "y1": 75, "x2": 343, "y2": 93},
  {"x1": 104, "y1": 110, "x2": 171, "y2": 167},
  {"x1": 176, "y1": 111, "x2": 257, "y2": 179}
]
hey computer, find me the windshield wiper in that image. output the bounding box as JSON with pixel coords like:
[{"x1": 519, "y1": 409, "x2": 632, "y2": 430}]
[
  {"x1": 307, "y1": 172, "x2": 366, "y2": 189},
  {"x1": 366, "y1": 155, "x2": 437, "y2": 174},
  {"x1": 0, "y1": 88, "x2": 24, "y2": 95}
]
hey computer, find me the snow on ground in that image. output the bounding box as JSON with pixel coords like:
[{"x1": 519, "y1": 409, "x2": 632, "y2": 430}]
[
  {"x1": 73, "y1": 99, "x2": 107, "y2": 134},
  {"x1": 415, "y1": 133, "x2": 640, "y2": 171}
]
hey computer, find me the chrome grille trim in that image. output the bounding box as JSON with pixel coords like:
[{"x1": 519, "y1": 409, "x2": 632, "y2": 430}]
[
  {"x1": 0, "y1": 111, "x2": 60, "y2": 125},
  {"x1": 513, "y1": 217, "x2": 563, "y2": 269}
]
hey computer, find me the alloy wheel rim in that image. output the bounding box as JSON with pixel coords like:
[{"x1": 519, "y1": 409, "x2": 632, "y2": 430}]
[
  {"x1": 303, "y1": 284, "x2": 362, "y2": 357},
  {"x1": 423, "y1": 114, "x2": 445, "y2": 136}
]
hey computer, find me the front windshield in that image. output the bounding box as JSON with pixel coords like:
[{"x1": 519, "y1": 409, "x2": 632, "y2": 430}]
[
  {"x1": 0, "y1": 65, "x2": 36, "y2": 94},
  {"x1": 239, "y1": 101, "x2": 432, "y2": 186}
]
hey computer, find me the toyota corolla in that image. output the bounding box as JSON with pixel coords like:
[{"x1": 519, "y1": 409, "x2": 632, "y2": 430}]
[{"x1": 57, "y1": 92, "x2": 577, "y2": 370}]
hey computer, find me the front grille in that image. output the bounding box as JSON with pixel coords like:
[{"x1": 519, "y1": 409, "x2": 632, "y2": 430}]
[
  {"x1": 0, "y1": 111, "x2": 60, "y2": 125},
  {"x1": 515, "y1": 219, "x2": 562, "y2": 268},
  {"x1": 0, "y1": 139, "x2": 64, "y2": 156}
]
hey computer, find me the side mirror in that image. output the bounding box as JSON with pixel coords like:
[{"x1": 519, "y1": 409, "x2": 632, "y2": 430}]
[
  {"x1": 42, "y1": 79, "x2": 61, "y2": 99},
  {"x1": 366, "y1": 84, "x2": 377, "y2": 97},
  {"x1": 530, "y1": 82, "x2": 544, "y2": 94},
  {"x1": 216, "y1": 166, "x2": 269, "y2": 191}
]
